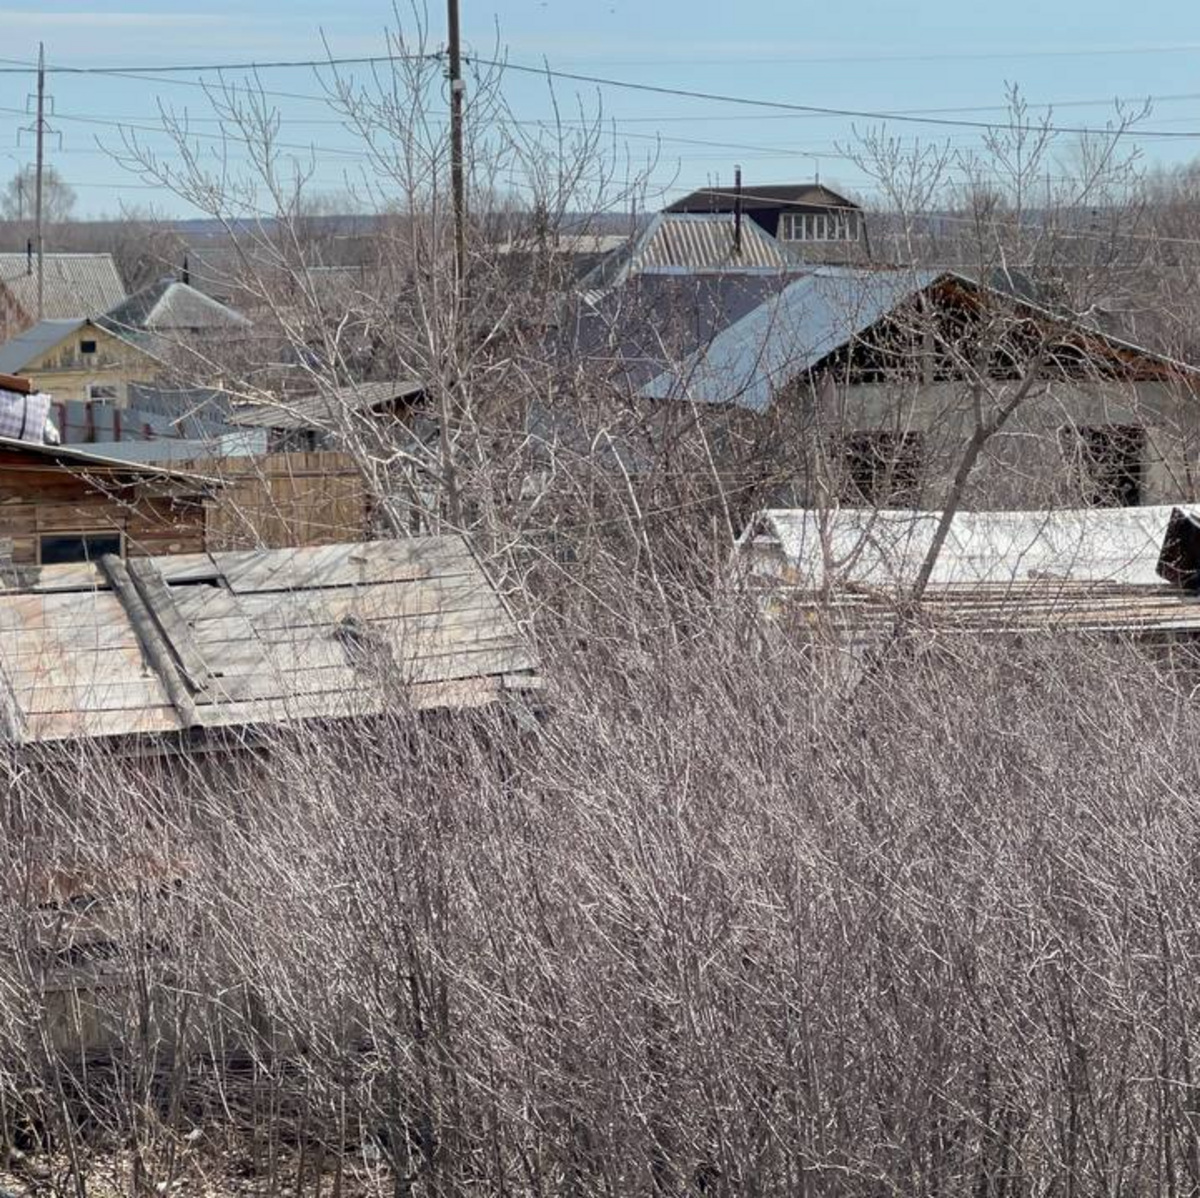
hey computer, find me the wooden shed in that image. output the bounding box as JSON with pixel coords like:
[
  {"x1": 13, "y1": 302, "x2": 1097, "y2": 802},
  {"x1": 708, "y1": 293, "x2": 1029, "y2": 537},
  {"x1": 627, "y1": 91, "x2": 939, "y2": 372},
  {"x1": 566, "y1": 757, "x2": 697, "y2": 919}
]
[{"x1": 0, "y1": 437, "x2": 215, "y2": 569}]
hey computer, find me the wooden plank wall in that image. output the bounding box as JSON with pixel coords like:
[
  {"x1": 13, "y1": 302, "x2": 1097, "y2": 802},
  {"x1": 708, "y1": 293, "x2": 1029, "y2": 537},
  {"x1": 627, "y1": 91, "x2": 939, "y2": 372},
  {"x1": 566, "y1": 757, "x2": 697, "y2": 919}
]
[
  {"x1": 201, "y1": 451, "x2": 370, "y2": 551},
  {"x1": 0, "y1": 451, "x2": 367, "y2": 565},
  {"x1": 0, "y1": 459, "x2": 205, "y2": 564}
]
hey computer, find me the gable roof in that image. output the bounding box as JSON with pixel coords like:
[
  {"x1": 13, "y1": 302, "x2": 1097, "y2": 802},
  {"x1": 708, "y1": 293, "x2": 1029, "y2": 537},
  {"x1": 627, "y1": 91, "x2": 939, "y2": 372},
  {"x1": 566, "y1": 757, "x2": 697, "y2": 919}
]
[
  {"x1": 100, "y1": 278, "x2": 250, "y2": 334},
  {"x1": 581, "y1": 212, "x2": 794, "y2": 294},
  {"x1": 0, "y1": 537, "x2": 538, "y2": 745},
  {"x1": 0, "y1": 253, "x2": 126, "y2": 321},
  {"x1": 641, "y1": 265, "x2": 942, "y2": 411},
  {"x1": 0, "y1": 318, "x2": 87, "y2": 375},
  {"x1": 0, "y1": 316, "x2": 160, "y2": 375},
  {"x1": 640, "y1": 267, "x2": 1198, "y2": 412},
  {"x1": 667, "y1": 183, "x2": 860, "y2": 215}
]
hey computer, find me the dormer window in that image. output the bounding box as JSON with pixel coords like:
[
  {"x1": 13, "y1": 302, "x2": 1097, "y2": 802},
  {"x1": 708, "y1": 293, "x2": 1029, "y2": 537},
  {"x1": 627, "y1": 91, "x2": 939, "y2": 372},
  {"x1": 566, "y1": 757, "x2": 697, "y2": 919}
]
[
  {"x1": 79, "y1": 339, "x2": 97, "y2": 355},
  {"x1": 780, "y1": 211, "x2": 860, "y2": 242}
]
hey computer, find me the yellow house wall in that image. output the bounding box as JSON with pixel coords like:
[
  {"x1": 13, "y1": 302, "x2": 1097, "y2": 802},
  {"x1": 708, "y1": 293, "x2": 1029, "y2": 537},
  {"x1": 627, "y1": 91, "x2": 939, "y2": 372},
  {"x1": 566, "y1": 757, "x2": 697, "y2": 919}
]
[{"x1": 22, "y1": 325, "x2": 162, "y2": 404}]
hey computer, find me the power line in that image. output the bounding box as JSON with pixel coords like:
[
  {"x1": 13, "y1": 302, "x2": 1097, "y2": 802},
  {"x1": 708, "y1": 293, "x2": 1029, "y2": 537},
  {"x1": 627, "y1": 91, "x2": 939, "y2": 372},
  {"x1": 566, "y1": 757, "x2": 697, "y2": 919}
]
[
  {"x1": 0, "y1": 53, "x2": 441, "y2": 76},
  {"x1": 464, "y1": 55, "x2": 1200, "y2": 140}
]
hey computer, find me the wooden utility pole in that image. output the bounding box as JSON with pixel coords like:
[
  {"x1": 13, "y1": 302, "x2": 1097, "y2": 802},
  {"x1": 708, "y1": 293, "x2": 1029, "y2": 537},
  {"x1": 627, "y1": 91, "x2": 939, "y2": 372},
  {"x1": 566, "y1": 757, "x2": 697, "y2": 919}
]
[
  {"x1": 447, "y1": 0, "x2": 466, "y2": 288},
  {"x1": 33, "y1": 41, "x2": 45, "y2": 320}
]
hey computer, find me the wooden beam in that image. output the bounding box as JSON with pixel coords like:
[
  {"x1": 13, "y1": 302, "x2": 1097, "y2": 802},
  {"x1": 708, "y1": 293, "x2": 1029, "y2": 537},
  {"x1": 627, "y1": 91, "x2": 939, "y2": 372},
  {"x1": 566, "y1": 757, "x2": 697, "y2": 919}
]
[
  {"x1": 126, "y1": 558, "x2": 215, "y2": 701},
  {"x1": 98, "y1": 554, "x2": 197, "y2": 728}
]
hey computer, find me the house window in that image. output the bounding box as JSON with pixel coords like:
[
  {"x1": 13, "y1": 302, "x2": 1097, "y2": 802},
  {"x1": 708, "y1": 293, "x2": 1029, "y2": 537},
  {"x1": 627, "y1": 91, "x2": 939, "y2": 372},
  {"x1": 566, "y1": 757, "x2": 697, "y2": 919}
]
[
  {"x1": 86, "y1": 383, "x2": 119, "y2": 401},
  {"x1": 1064, "y1": 424, "x2": 1145, "y2": 507},
  {"x1": 38, "y1": 532, "x2": 123, "y2": 565},
  {"x1": 79, "y1": 339, "x2": 97, "y2": 355},
  {"x1": 780, "y1": 211, "x2": 860, "y2": 242},
  {"x1": 842, "y1": 431, "x2": 924, "y2": 507}
]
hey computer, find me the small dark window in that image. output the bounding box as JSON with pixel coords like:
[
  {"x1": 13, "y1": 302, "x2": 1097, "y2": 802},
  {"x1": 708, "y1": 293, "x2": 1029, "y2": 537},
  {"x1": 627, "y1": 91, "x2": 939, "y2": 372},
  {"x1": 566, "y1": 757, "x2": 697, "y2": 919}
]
[
  {"x1": 39, "y1": 533, "x2": 122, "y2": 565},
  {"x1": 79, "y1": 339, "x2": 97, "y2": 355},
  {"x1": 843, "y1": 431, "x2": 924, "y2": 507},
  {"x1": 1065, "y1": 424, "x2": 1145, "y2": 507}
]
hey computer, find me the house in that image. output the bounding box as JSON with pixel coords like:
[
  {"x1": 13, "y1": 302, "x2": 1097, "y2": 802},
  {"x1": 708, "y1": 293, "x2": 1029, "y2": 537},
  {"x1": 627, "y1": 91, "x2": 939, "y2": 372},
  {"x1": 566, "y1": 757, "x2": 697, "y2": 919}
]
[
  {"x1": 0, "y1": 251, "x2": 127, "y2": 341},
  {"x1": 737, "y1": 504, "x2": 1200, "y2": 641},
  {"x1": 0, "y1": 437, "x2": 215, "y2": 569},
  {"x1": 0, "y1": 317, "x2": 163, "y2": 404},
  {"x1": 0, "y1": 536, "x2": 539, "y2": 745},
  {"x1": 666, "y1": 182, "x2": 865, "y2": 262},
  {"x1": 639, "y1": 267, "x2": 1200, "y2": 512}
]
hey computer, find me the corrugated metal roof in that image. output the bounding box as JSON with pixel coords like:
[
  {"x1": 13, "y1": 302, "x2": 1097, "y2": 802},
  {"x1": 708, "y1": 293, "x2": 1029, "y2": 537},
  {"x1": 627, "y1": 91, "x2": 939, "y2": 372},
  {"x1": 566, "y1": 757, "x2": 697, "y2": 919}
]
[
  {"x1": 740, "y1": 505, "x2": 1200, "y2": 639},
  {"x1": 81, "y1": 430, "x2": 268, "y2": 464},
  {"x1": 0, "y1": 253, "x2": 126, "y2": 321},
  {"x1": 641, "y1": 266, "x2": 941, "y2": 412},
  {"x1": 581, "y1": 213, "x2": 792, "y2": 292},
  {"x1": 0, "y1": 537, "x2": 539, "y2": 744},
  {"x1": 740, "y1": 505, "x2": 1198, "y2": 591},
  {"x1": 229, "y1": 379, "x2": 425, "y2": 430}
]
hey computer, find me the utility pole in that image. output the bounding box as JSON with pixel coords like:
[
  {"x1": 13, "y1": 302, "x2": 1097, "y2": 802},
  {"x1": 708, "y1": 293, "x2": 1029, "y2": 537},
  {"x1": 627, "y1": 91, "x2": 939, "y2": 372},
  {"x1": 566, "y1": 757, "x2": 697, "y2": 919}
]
[
  {"x1": 34, "y1": 42, "x2": 45, "y2": 320},
  {"x1": 447, "y1": 0, "x2": 466, "y2": 289}
]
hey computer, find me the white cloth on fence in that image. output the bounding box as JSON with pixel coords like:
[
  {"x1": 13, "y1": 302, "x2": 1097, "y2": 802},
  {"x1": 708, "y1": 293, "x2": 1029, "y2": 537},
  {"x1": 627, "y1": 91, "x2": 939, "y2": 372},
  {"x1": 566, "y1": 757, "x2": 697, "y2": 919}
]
[{"x1": 0, "y1": 388, "x2": 52, "y2": 443}]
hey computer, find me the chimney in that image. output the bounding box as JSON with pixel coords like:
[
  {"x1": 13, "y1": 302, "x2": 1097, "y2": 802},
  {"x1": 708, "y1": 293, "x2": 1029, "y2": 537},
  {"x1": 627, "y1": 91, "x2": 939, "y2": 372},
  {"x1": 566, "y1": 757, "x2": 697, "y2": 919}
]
[
  {"x1": 733, "y1": 165, "x2": 743, "y2": 256},
  {"x1": 25, "y1": 239, "x2": 32, "y2": 275},
  {"x1": 182, "y1": 253, "x2": 190, "y2": 286}
]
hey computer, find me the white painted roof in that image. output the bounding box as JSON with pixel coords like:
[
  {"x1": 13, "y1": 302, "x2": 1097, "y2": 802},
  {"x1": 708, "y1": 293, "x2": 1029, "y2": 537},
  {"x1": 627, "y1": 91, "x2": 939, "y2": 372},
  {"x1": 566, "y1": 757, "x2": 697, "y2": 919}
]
[{"x1": 741, "y1": 505, "x2": 1200, "y2": 591}]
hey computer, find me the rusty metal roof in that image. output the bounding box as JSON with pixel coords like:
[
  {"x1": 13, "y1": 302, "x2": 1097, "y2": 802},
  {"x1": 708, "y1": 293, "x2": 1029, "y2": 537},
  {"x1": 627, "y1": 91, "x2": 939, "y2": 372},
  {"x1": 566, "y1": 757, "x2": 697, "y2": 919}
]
[{"x1": 0, "y1": 537, "x2": 538, "y2": 745}]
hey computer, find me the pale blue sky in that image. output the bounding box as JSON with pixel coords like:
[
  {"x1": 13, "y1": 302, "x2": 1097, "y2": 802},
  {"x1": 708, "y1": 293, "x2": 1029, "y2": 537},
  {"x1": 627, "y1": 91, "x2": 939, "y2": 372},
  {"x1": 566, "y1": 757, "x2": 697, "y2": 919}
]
[{"x1": 4, "y1": 1, "x2": 1200, "y2": 217}]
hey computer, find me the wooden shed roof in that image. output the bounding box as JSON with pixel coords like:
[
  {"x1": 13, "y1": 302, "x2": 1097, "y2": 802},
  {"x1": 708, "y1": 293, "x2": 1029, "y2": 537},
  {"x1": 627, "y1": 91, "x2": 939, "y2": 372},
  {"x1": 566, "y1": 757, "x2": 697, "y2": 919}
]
[{"x1": 0, "y1": 537, "x2": 538, "y2": 745}]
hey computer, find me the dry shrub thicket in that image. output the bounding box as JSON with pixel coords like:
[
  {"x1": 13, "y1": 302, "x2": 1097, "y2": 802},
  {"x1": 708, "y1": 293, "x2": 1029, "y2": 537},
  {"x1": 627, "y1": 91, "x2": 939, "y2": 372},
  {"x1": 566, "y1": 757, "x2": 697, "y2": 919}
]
[
  {"x1": 5, "y1": 633, "x2": 1200, "y2": 1197},
  {"x1": 6, "y1": 14, "x2": 1200, "y2": 1196}
]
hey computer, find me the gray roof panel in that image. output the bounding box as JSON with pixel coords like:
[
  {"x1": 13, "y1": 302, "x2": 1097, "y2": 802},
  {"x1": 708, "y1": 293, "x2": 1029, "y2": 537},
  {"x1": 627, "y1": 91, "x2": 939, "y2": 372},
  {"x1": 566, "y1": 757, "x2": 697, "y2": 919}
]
[
  {"x1": 0, "y1": 318, "x2": 84, "y2": 374},
  {"x1": 0, "y1": 253, "x2": 126, "y2": 320},
  {"x1": 640, "y1": 266, "x2": 942, "y2": 411}
]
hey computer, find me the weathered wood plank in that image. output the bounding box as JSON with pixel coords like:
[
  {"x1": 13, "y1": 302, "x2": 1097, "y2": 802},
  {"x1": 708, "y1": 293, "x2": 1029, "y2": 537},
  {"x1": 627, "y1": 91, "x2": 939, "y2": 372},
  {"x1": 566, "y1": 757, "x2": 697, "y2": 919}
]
[
  {"x1": 174, "y1": 574, "x2": 496, "y2": 629},
  {"x1": 193, "y1": 675, "x2": 506, "y2": 729},
  {"x1": 127, "y1": 558, "x2": 215, "y2": 695},
  {"x1": 14, "y1": 678, "x2": 175, "y2": 715},
  {"x1": 213, "y1": 537, "x2": 474, "y2": 593},
  {"x1": 25, "y1": 705, "x2": 182, "y2": 741}
]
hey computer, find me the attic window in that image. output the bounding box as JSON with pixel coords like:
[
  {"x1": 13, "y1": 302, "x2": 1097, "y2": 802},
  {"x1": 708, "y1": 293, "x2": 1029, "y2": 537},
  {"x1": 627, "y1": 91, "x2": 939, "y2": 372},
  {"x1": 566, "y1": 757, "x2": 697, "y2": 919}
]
[
  {"x1": 79, "y1": 339, "x2": 97, "y2": 356},
  {"x1": 842, "y1": 431, "x2": 924, "y2": 507},
  {"x1": 780, "y1": 211, "x2": 860, "y2": 242}
]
